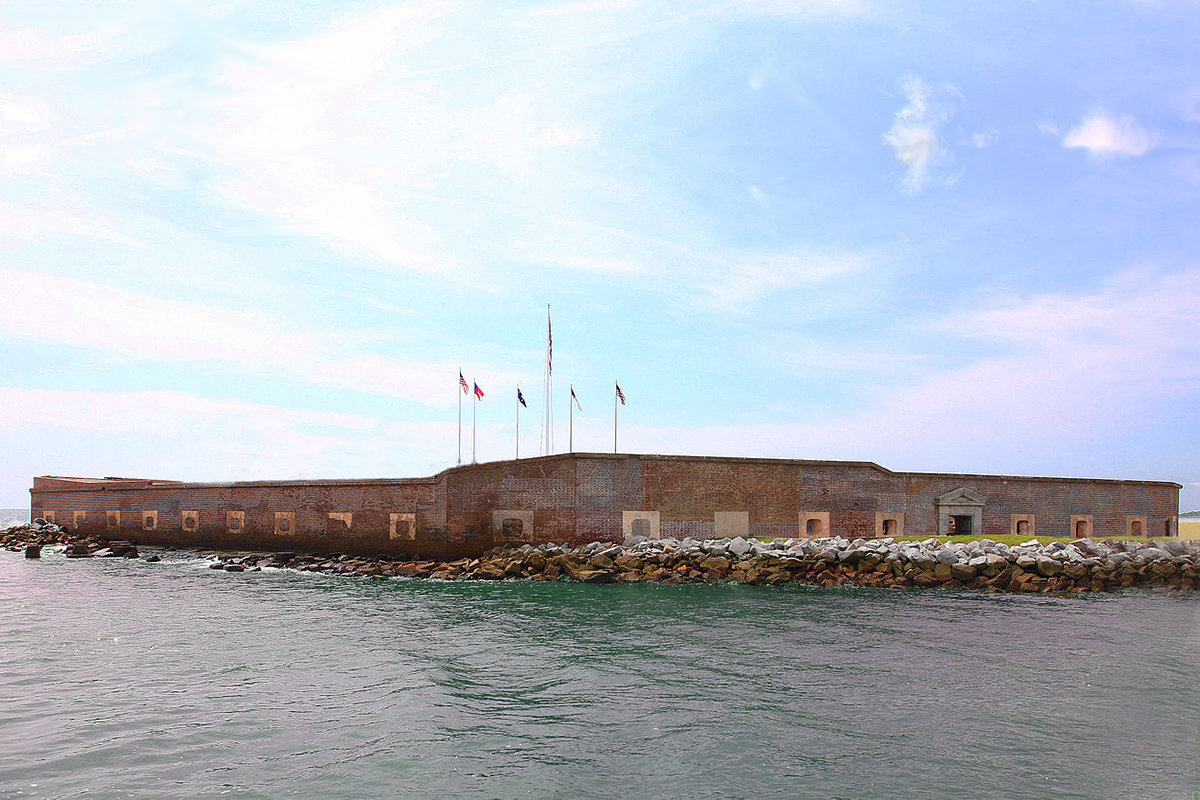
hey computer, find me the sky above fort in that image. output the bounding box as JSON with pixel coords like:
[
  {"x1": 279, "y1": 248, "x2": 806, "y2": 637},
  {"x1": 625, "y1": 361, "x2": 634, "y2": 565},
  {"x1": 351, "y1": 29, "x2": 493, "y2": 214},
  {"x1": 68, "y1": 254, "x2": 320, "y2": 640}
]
[{"x1": 2, "y1": 0, "x2": 1199, "y2": 510}]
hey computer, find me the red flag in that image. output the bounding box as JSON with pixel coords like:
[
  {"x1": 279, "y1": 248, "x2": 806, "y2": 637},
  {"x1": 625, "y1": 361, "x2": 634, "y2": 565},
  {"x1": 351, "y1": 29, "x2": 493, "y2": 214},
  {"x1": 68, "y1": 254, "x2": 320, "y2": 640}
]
[{"x1": 474, "y1": 382, "x2": 485, "y2": 400}]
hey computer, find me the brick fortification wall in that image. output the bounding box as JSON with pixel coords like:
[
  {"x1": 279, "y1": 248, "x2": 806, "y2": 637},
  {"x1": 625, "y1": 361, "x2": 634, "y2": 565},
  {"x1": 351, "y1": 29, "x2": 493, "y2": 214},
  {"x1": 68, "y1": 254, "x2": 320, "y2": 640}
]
[{"x1": 30, "y1": 454, "x2": 1180, "y2": 557}]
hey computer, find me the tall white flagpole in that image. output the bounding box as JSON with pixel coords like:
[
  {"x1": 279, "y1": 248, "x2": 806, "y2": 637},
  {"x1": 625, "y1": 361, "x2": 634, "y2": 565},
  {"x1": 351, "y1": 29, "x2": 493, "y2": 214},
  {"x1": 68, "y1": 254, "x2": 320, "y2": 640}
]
[
  {"x1": 516, "y1": 386, "x2": 520, "y2": 460},
  {"x1": 472, "y1": 380, "x2": 477, "y2": 464},
  {"x1": 457, "y1": 369, "x2": 463, "y2": 465},
  {"x1": 569, "y1": 383, "x2": 574, "y2": 453},
  {"x1": 541, "y1": 304, "x2": 554, "y2": 455},
  {"x1": 613, "y1": 380, "x2": 618, "y2": 454}
]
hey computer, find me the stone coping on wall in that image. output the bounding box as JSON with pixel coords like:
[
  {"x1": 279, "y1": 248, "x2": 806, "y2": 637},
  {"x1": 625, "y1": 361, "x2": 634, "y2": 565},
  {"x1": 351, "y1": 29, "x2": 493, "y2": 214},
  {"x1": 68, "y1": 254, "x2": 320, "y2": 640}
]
[{"x1": 32, "y1": 452, "x2": 1182, "y2": 494}]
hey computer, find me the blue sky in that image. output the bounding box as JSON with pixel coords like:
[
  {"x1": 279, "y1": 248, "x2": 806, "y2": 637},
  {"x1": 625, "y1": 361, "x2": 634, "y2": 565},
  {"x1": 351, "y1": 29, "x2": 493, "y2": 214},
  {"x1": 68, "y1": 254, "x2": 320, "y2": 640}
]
[{"x1": 2, "y1": 0, "x2": 1199, "y2": 510}]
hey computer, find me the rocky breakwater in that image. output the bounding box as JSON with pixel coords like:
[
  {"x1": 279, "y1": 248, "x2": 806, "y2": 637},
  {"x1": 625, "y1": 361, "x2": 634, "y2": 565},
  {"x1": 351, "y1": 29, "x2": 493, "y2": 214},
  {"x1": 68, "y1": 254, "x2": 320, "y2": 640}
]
[
  {"x1": 201, "y1": 534, "x2": 1200, "y2": 593},
  {"x1": 5, "y1": 520, "x2": 1200, "y2": 593},
  {"x1": 1, "y1": 519, "x2": 140, "y2": 559}
]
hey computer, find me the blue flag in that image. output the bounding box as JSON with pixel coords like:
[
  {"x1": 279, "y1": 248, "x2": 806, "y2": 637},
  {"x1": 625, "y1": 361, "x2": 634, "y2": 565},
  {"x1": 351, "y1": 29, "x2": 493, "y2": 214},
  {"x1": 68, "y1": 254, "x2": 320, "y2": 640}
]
[{"x1": 517, "y1": 388, "x2": 527, "y2": 408}]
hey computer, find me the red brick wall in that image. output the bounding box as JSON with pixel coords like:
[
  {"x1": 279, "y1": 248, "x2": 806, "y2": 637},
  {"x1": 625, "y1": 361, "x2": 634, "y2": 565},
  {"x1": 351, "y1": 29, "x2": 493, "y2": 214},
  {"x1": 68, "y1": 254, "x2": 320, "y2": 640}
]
[
  {"x1": 30, "y1": 455, "x2": 1180, "y2": 556},
  {"x1": 31, "y1": 476, "x2": 451, "y2": 558}
]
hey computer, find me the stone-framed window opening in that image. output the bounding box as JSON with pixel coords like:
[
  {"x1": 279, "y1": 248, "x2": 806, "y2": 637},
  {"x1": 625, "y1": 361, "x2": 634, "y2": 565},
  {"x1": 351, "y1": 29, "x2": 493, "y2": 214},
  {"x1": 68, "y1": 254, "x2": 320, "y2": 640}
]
[
  {"x1": 491, "y1": 509, "x2": 534, "y2": 542},
  {"x1": 1070, "y1": 515, "x2": 1093, "y2": 538},
  {"x1": 1010, "y1": 514, "x2": 1035, "y2": 538},
  {"x1": 799, "y1": 512, "x2": 830, "y2": 538},
  {"x1": 622, "y1": 510, "x2": 660, "y2": 541},
  {"x1": 389, "y1": 512, "x2": 416, "y2": 540},
  {"x1": 273, "y1": 512, "x2": 295, "y2": 536},
  {"x1": 875, "y1": 512, "x2": 904, "y2": 538},
  {"x1": 142, "y1": 510, "x2": 157, "y2": 531},
  {"x1": 1126, "y1": 515, "x2": 1148, "y2": 538}
]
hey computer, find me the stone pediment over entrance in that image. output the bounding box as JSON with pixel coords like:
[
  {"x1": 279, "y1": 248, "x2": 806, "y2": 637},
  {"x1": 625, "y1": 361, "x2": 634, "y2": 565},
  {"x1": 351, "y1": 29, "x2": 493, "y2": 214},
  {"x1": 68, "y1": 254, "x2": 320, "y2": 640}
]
[{"x1": 936, "y1": 487, "x2": 986, "y2": 506}]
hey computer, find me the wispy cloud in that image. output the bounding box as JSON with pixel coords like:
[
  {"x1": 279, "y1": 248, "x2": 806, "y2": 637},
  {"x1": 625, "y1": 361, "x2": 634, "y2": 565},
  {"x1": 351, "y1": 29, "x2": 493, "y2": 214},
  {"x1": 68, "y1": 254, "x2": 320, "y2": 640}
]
[
  {"x1": 200, "y1": 4, "x2": 587, "y2": 273},
  {"x1": 1062, "y1": 109, "x2": 1156, "y2": 159},
  {"x1": 687, "y1": 249, "x2": 870, "y2": 312},
  {"x1": 0, "y1": 202, "x2": 141, "y2": 246},
  {"x1": 0, "y1": 270, "x2": 507, "y2": 407},
  {"x1": 728, "y1": 0, "x2": 871, "y2": 16},
  {"x1": 969, "y1": 128, "x2": 999, "y2": 148},
  {"x1": 0, "y1": 387, "x2": 457, "y2": 484},
  {"x1": 612, "y1": 265, "x2": 1200, "y2": 474},
  {"x1": 883, "y1": 76, "x2": 948, "y2": 192},
  {"x1": 0, "y1": 23, "x2": 122, "y2": 63}
]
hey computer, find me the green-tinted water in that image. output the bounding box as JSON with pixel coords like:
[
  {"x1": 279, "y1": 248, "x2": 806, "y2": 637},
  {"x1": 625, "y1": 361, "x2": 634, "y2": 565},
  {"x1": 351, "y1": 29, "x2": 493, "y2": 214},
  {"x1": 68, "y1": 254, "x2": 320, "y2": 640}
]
[{"x1": 2, "y1": 549, "x2": 1198, "y2": 799}]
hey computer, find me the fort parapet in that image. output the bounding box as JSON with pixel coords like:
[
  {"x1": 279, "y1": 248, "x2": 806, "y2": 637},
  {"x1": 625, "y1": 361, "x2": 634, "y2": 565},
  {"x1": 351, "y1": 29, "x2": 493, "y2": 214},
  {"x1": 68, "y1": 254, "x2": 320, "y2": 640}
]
[{"x1": 30, "y1": 453, "x2": 1181, "y2": 558}]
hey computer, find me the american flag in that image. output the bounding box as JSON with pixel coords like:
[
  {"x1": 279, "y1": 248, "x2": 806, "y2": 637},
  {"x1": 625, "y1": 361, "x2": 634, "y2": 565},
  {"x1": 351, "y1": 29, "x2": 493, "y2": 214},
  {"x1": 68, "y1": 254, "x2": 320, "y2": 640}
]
[
  {"x1": 459, "y1": 371, "x2": 469, "y2": 394},
  {"x1": 547, "y1": 310, "x2": 553, "y2": 375},
  {"x1": 615, "y1": 382, "x2": 625, "y2": 405},
  {"x1": 474, "y1": 382, "x2": 485, "y2": 400}
]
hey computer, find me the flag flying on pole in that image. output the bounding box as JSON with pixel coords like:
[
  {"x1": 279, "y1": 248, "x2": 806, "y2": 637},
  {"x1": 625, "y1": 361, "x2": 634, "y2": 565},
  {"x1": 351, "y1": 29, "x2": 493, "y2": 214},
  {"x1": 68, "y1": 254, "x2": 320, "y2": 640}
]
[
  {"x1": 474, "y1": 382, "x2": 485, "y2": 400},
  {"x1": 615, "y1": 382, "x2": 626, "y2": 405},
  {"x1": 460, "y1": 371, "x2": 469, "y2": 394},
  {"x1": 518, "y1": 387, "x2": 527, "y2": 408},
  {"x1": 571, "y1": 386, "x2": 582, "y2": 410},
  {"x1": 548, "y1": 314, "x2": 553, "y2": 375}
]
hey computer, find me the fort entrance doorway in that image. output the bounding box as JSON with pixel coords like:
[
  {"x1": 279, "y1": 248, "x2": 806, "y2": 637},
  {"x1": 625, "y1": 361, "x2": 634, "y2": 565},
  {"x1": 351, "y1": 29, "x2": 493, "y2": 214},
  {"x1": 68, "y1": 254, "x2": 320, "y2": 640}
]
[{"x1": 936, "y1": 487, "x2": 986, "y2": 539}]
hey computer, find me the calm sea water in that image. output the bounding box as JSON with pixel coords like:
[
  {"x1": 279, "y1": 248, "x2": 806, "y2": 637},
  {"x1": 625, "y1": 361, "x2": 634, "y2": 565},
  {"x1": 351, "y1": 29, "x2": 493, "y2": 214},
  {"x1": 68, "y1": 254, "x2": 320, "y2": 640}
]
[{"x1": 2, "y1": 549, "x2": 1198, "y2": 800}]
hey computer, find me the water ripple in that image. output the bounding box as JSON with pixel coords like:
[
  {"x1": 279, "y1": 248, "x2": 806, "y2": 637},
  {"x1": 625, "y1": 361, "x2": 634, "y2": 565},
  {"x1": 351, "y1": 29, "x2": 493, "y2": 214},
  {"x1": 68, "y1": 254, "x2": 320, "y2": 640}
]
[{"x1": 1, "y1": 551, "x2": 1198, "y2": 799}]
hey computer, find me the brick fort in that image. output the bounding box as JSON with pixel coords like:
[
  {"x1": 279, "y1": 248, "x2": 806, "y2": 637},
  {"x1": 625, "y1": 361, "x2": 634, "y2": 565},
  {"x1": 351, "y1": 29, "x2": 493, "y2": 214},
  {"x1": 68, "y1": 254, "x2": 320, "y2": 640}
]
[{"x1": 29, "y1": 453, "x2": 1181, "y2": 558}]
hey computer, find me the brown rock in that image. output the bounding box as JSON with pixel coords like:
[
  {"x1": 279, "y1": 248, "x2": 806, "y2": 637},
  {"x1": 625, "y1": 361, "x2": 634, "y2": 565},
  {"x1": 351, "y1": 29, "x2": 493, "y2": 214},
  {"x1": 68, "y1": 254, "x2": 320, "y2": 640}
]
[
  {"x1": 589, "y1": 554, "x2": 616, "y2": 570},
  {"x1": 950, "y1": 563, "x2": 977, "y2": 582},
  {"x1": 1150, "y1": 560, "x2": 1178, "y2": 577},
  {"x1": 477, "y1": 564, "x2": 506, "y2": 580},
  {"x1": 913, "y1": 571, "x2": 938, "y2": 587},
  {"x1": 1063, "y1": 562, "x2": 1089, "y2": 579},
  {"x1": 572, "y1": 568, "x2": 614, "y2": 583}
]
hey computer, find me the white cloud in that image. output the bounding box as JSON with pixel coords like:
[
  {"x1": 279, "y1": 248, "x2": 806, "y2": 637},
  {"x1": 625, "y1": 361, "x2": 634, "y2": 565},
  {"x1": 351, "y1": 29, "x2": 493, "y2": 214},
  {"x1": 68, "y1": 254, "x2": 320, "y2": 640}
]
[
  {"x1": 883, "y1": 76, "x2": 945, "y2": 193},
  {"x1": 524, "y1": 252, "x2": 639, "y2": 273},
  {"x1": 199, "y1": 3, "x2": 588, "y2": 273},
  {"x1": 0, "y1": 270, "x2": 505, "y2": 407},
  {"x1": 532, "y1": 0, "x2": 635, "y2": 17},
  {"x1": 689, "y1": 249, "x2": 869, "y2": 312},
  {"x1": 1, "y1": 144, "x2": 50, "y2": 174},
  {"x1": 970, "y1": 128, "x2": 999, "y2": 148},
  {"x1": 0, "y1": 202, "x2": 141, "y2": 246},
  {"x1": 0, "y1": 387, "x2": 459, "y2": 487},
  {"x1": 613, "y1": 265, "x2": 1200, "y2": 474},
  {"x1": 1062, "y1": 110, "x2": 1156, "y2": 159},
  {"x1": 0, "y1": 24, "x2": 122, "y2": 62},
  {"x1": 0, "y1": 91, "x2": 51, "y2": 132},
  {"x1": 730, "y1": 0, "x2": 871, "y2": 16}
]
